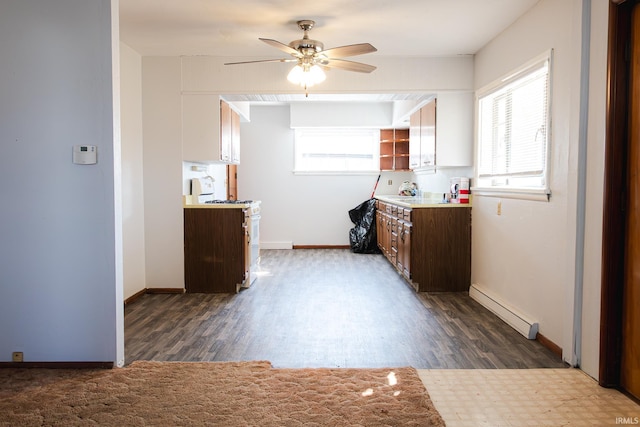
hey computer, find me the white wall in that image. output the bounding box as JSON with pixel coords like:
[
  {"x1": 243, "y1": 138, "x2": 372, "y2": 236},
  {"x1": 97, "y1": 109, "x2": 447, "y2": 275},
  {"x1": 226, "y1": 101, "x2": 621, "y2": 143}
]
[
  {"x1": 120, "y1": 42, "x2": 147, "y2": 300},
  {"x1": 580, "y1": 0, "x2": 609, "y2": 380},
  {"x1": 141, "y1": 57, "x2": 185, "y2": 289},
  {"x1": 0, "y1": 0, "x2": 122, "y2": 364},
  {"x1": 289, "y1": 102, "x2": 395, "y2": 128},
  {"x1": 414, "y1": 167, "x2": 474, "y2": 197},
  {"x1": 471, "y1": 0, "x2": 589, "y2": 368},
  {"x1": 374, "y1": 171, "x2": 416, "y2": 196}
]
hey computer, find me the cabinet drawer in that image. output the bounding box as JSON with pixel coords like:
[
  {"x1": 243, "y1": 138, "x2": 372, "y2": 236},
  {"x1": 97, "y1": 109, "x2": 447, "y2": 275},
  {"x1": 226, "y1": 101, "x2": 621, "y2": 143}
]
[{"x1": 403, "y1": 209, "x2": 412, "y2": 222}]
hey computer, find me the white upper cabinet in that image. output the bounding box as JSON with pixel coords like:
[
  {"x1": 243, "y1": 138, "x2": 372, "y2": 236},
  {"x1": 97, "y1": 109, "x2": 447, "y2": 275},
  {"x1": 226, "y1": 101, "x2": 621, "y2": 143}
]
[
  {"x1": 435, "y1": 92, "x2": 473, "y2": 168},
  {"x1": 182, "y1": 95, "x2": 240, "y2": 164},
  {"x1": 409, "y1": 92, "x2": 473, "y2": 170}
]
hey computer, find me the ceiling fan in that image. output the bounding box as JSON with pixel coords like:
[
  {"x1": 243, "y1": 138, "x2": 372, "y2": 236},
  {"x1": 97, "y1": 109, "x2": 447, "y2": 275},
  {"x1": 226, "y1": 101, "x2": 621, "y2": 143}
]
[{"x1": 224, "y1": 20, "x2": 377, "y2": 95}]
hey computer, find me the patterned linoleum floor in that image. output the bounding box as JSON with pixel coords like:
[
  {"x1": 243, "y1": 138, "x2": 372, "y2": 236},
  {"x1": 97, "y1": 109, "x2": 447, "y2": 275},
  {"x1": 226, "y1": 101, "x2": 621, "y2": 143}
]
[{"x1": 418, "y1": 368, "x2": 639, "y2": 426}]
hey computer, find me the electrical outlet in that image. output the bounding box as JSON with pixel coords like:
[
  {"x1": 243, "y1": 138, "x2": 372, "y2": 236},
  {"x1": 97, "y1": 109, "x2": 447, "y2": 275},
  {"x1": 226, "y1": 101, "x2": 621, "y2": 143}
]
[
  {"x1": 497, "y1": 201, "x2": 502, "y2": 216},
  {"x1": 387, "y1": 179, "x2": 392, "y2": 185},
  {"x1": 12, "y1": 352, "x2": 23, "y2": 362}
]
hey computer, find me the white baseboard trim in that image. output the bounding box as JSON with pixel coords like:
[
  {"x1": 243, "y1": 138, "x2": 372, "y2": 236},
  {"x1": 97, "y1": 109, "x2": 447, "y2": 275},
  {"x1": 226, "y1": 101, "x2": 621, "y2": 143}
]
[
  {"x1": 469, "y1": 283, "x2": 539, "y2": 340},
  {"x1": 261, "y1": 241, "x2": 293, "y2": 250}
]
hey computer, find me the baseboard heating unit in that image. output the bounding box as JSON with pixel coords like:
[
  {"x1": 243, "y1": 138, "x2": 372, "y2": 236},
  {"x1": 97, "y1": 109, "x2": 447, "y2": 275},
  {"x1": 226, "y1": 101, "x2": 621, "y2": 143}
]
[{"x1": 469, "y1": 283, "x2": 539, "y2": 339}]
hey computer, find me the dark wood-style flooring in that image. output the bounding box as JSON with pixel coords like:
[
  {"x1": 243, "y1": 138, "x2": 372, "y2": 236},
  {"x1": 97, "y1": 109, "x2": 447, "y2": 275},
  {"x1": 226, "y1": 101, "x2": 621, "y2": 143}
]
[{"x1": 125, "y1": 249, "x2": 566, "y2": 369}]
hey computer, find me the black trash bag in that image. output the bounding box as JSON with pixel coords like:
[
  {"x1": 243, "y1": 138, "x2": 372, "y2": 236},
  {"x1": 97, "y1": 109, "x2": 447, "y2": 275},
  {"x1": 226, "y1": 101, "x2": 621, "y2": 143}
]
[{"x1": 348, "y1": 198, "x2": 380, "y2": 254}]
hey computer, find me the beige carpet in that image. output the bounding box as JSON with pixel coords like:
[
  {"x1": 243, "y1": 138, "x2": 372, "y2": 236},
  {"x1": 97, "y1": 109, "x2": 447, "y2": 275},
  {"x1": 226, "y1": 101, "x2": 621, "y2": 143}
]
[{"x1": 0, "y1": 361, "x2": 445, "y2": 426}]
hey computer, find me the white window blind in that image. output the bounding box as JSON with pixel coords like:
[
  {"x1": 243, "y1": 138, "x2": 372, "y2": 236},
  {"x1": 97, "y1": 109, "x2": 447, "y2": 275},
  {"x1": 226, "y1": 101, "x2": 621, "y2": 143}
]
[
  {"x1": 476, "y1": 51, "x2": 552, "y2": 198},
  {"x1": 294, "y1": 128, "x2": 380, "y2": 173}
]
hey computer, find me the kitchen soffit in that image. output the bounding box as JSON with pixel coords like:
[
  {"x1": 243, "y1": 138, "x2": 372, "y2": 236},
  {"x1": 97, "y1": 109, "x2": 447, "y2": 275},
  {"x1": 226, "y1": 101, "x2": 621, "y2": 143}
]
[
  {"x1": 221, "y1": 93, "x2": 434, "y2": 104},
  {"x1": 222, "y1": 93, "x2": 435, "y2": 127}
]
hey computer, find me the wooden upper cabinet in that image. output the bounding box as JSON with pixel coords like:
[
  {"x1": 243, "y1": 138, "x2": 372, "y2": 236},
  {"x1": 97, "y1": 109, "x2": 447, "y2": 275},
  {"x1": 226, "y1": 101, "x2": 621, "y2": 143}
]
[
  {"x1": 182, "y1": 95, "x2": 240, "y2": 164},
  {"x1": 231, "y1": 106, "x2": 240, "y2": 164},
  {"x1": 409, "y1": 110, "x2": 421, "y2": 169},
  {"x1": 220, "y1": 99, "x2": 232, "y2": 163},
  {"x1": 420, "y1": 99, "x2": 436, "y2": 168},
  {"x1": 409, "y1": 98, "x2": 436, "y2": 170}
]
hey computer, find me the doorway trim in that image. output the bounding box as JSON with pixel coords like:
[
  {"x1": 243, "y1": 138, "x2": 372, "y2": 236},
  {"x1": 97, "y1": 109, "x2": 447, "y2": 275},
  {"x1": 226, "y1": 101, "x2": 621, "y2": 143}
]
[{"x1": 599, "y1": 0, "x2": 635, "y2": 388}]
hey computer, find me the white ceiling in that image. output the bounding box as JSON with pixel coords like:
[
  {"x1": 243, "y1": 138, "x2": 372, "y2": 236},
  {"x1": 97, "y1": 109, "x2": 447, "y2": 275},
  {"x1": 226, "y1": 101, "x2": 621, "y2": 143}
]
[
  {"x1": 119, "y1": 0, "x2": 539, "y2": 57},
  {"x1": 119, "y1": 0, "x2": 539, "y2": 103}
]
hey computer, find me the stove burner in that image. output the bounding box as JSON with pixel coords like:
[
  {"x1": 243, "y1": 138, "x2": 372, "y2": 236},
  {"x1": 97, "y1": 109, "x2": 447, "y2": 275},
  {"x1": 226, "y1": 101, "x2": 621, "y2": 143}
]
[{"x1": 204, "y1": 199, "x2": 254, "y2": 204}]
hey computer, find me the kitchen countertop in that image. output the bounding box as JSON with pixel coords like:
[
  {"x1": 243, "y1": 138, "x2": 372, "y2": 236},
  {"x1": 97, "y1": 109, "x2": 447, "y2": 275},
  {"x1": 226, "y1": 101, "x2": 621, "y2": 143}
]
[
  {"x1": 375, "y1": 194, "x2": 471, "y2": 208},
  {"x1": 183, "y1": 195, "x2": 260, "y2": 209},
  {"x1": 184, "y1": 203, "x2": 252, "y2": 209}
]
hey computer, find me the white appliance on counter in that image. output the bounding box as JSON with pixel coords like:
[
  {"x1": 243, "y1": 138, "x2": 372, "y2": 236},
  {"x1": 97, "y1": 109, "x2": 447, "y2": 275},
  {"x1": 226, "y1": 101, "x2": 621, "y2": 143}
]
[{"x1": 191, "y1": 176, "x2": 216, "y2": 203}]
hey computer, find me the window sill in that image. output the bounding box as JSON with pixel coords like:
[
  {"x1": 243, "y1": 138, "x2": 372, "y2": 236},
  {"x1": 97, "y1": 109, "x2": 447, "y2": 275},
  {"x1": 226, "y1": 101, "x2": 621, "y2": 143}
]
[{"x1": 471, "y1": 187, "x2": 551, "y2": 202}]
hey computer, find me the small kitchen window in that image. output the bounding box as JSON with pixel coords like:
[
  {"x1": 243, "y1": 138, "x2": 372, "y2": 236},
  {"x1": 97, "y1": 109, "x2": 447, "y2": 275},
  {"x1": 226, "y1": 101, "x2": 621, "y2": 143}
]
[
  {"x1": 293, "y1": 128, "x2": 380, "y2": 174},
  {"x1": 294, "y1": 128, "x2": 380, "y2": 174},
  {"x1": 474, "y1": 50, "x2": 553, "y2": 201}
]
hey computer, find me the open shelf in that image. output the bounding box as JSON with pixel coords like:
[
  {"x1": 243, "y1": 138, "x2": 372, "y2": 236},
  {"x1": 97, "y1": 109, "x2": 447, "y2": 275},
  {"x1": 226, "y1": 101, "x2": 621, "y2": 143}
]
[{"x1": 380, "y1": 128, "x2": 410, "y2": 171}]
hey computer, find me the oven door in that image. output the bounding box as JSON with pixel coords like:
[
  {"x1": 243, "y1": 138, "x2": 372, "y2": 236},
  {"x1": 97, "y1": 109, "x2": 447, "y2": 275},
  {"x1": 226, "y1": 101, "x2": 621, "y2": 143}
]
[{"x1": 250, "y1": 214, "x2": 260, "y2": 272}]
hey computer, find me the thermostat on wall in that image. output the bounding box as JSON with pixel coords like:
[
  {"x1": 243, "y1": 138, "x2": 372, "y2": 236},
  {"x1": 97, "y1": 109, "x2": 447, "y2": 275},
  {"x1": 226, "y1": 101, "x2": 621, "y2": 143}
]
[{"x1": 72, "y1": 145, "x2": 97, "y2": 165}]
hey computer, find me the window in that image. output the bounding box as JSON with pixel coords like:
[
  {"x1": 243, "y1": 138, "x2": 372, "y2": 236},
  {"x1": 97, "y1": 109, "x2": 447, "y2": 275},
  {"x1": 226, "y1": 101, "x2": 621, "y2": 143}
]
[
  {"x1": 294, "y1": 128, "x2": 380, "y2": 174},
  {"x1": 475, "y1": 51, "x2": 552, "y2": 199}
]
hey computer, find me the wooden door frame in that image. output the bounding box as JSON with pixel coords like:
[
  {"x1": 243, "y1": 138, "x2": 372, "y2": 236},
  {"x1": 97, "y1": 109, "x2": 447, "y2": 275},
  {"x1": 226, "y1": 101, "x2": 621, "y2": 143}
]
[
  {"x1": 226, "y1": 164, "x2": 237, "y2": 200},
  {"x1": 600, "y1": 0, "x2": 636, "y2": 388}
]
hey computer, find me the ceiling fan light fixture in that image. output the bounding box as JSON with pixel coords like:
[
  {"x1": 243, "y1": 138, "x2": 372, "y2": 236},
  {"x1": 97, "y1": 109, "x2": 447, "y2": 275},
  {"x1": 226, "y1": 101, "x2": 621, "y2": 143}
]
[
  {"x1": 287, "y1": 63, "x2": 326, "y2": 88},
  {"x1": 225, "y1": 19, "x2": 376, "y2": 96}
]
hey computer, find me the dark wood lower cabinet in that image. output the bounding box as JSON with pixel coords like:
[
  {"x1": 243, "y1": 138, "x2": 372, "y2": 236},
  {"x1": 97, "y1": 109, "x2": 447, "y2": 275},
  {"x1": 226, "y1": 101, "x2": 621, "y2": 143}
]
[
  {"x1": 411, "y1": 207, "x2": 471, "y2": 292},
  {"x1": 398, "y1": 220, "x2": 411, "y2": 279},
  {"x1": 376, "y1": 200, "x2": 471, "y2": 292},
  {"x1": 184, "y1": 207, "x2": 249, "y2": 293}
]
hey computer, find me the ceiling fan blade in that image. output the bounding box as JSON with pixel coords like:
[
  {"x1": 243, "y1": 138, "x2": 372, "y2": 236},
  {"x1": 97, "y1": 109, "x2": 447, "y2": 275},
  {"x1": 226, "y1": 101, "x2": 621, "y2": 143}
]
[
  {"x1": 321, "y1": 43, "x2": 377, "y2": 58},
  {"x1": 323, "y1": 58, "x2": 377, "y2": 73},
  {"x1": 224, "y1": 58, "x2": 297, "y2": 66},
  {"x1": 259, "y1": 38, "x2": 301, "y2": 57}
]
